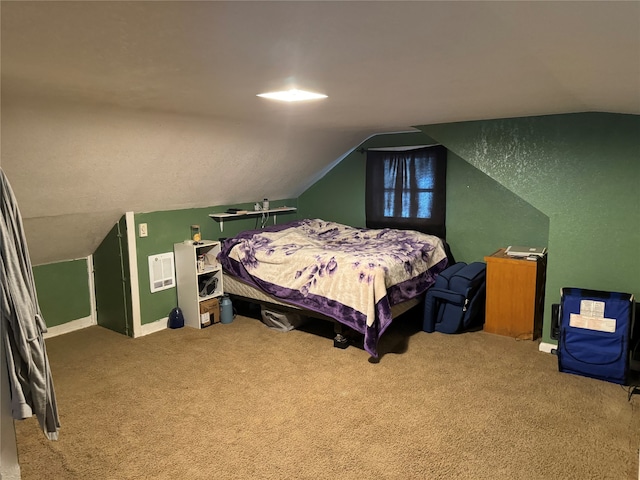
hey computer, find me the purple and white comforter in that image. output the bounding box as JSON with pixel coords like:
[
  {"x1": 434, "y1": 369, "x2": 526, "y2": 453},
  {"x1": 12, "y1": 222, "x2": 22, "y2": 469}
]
[{"x1": 218, "y1": 219, "x2": 448, "y2": 357}]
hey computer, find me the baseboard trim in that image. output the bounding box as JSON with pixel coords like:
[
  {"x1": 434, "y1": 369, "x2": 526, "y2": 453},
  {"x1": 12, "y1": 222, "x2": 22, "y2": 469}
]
[
  {"x1": 44, "y1": 316, "x2": 95, "y2": 339},
  {"x1": 140, "y1": 317, "x2": 168, "y2": 337},
  {"x1": 539, "y1": 341, "x2": 557, "y2": 354},
  {"x1": 0, "y1": 464, "x2": 22, "y2": 480}
]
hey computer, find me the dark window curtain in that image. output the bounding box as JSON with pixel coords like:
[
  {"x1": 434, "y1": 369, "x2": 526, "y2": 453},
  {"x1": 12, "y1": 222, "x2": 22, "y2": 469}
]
[{"x1": 366, "y1": 145, "x2": 447, "y2": 238}]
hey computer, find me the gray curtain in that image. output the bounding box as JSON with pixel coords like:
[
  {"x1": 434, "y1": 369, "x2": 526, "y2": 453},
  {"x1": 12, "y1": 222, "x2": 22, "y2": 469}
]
[
  {"x1": 365, "y1": 145, "x2": 447, "y2": 238},
  {"x1": 1, "y1": 168, "x2": 60, "y2": 440}
]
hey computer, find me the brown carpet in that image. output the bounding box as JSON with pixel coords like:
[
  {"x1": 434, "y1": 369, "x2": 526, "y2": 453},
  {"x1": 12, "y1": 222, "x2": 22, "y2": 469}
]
[{"x1": 14, "y1": 314, "x2": 640, "y2": 479}]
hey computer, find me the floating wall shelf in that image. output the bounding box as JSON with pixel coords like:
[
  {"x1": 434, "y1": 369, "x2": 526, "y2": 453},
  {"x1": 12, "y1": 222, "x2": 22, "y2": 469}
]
[{"x1": 209, "y1": 207, "x2": 297, "y2": 232}]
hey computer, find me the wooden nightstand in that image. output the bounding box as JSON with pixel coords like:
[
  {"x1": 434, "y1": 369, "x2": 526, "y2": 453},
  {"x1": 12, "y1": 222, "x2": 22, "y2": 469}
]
[{"x1": 483, "y1": 248, "x2": 547, "y2": 340}]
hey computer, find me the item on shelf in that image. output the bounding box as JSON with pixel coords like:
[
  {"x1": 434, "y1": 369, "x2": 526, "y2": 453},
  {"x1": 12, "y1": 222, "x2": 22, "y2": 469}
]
[
  {"x1": 199, "y1": 297, "x2": 220, "y2": 327},
  {"x1": 190, "y1": 224, "x2": 201, "y2": 242},
  {"x1": 505, "y1": 245, "x2": 547, "y2": 257},
  {"x1": 198, "y1": 275, "x2": 218, "y2": 297},
  {"x1": 263, "y1": 198, "x2": 269, "y2": 210},
  {"x1": 197, "y1": 255, "x2": 205, "y2": 273}
]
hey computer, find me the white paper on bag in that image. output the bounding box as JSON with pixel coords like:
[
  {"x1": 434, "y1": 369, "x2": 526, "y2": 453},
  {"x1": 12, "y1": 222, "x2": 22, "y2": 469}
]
[
  {"x1": 569, "y1": 313, "x2": 616, "y2": 333},
  {"x1": 579, "y1": 299, "x2": 606, "y2": 318}
]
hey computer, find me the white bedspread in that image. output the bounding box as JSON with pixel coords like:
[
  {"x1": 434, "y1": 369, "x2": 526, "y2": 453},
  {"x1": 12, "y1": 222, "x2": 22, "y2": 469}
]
[
  {"x1": 227, "y1": 219, "x2": 445, "y2": 323},
  {"x1": 219, "y1": 219, "x2": 448, "y2": 356}
]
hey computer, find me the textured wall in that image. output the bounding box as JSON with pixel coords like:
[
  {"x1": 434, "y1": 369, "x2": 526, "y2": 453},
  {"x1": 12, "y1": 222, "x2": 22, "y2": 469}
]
[
  {"x1": 445, "y1": 151, "x2": 549, "y2": 263},
  {"x1": 421, "y1": 113, "x2": 640, "y2": 342},
  {"x1": 299, "y1": 131, "x2": 549, "y2": 264}
]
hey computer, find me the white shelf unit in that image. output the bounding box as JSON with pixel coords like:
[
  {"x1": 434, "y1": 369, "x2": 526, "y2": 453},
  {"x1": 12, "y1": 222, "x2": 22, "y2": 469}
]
[
  {"x1": 174, "y1": 240, "x2": 224, "y2": 329},
  {"x1": 209, "y1": 206, "x2": 297, "y2": 231}
]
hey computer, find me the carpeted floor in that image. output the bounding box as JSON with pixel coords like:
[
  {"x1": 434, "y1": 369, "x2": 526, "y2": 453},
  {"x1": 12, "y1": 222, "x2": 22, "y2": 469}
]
[{"x1": 14, "y1": 313, "x2": 640, "y2": 479}]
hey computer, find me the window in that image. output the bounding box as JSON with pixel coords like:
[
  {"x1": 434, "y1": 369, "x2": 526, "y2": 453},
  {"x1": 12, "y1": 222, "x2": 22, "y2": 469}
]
[{"x1": 366, "y1": 145, "x2": 447, "y2": 238}]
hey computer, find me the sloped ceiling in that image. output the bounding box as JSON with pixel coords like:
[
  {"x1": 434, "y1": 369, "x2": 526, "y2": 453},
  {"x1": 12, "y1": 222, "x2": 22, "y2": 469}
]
[{"x1": 1, "y1": 1, "x2": 639, "y2": 265}]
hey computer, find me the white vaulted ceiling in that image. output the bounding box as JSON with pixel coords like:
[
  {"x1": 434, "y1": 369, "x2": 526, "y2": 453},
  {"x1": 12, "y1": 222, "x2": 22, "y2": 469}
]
[{"x1": 1, "y1": 1, "x2": 639, "y2": 264}]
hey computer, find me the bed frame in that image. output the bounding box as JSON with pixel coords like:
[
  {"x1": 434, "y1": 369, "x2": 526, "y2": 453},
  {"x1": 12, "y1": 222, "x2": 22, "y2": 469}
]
[{"x1": 223, "y1": 272, "x2": 422, "y2": 350}]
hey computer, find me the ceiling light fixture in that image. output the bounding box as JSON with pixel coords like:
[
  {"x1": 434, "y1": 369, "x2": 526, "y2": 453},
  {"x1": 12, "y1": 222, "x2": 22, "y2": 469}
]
[{"x1": 257, "y1": 89, "x2": 328, "y2": 102}]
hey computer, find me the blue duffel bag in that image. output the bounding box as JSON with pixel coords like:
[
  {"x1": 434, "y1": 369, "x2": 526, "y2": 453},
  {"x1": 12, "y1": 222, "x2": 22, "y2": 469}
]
[{"x1": 423, "y1": 262, "x2": 487, "y2": 334}]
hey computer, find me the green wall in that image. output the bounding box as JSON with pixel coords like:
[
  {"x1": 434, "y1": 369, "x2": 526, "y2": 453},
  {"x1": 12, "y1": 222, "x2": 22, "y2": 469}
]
[
  {"x1": 420, "y1": 113, "x2": 640, "y2": 343},
  {"x1": 32, "y1": 199, "x2": 299, "y2": 332},
  {"x1": 135, "y1": 199, "x2": 298, "y2": 325},
  {"x1": 298, "y1": 132, "x2": 436, "y2": 227},
  {"x1": 446, "y1": 151, "x2": 549, "y2": 263},
  {"x1": 299, "y1": 131, "x2": 549, "y2": 264},
  {"x1": 300, "y1": 113, "x2": 638, "y2": 344},
  {"x1": 33, "y1": 258, "x2": 91, "y2": 328},
  {"x1": 35, "y1": 112, "x2": 638, "y2": 348}
]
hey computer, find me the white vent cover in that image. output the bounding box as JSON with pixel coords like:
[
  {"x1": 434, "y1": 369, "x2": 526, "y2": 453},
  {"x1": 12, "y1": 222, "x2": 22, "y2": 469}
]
[{"x1": 148, "y1": 252, "x2": 175, "y2": 293}]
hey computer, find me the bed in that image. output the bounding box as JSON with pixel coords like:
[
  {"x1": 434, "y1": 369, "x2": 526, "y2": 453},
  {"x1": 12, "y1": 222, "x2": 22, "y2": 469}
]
[{"x1": 218, "y1": 218, "x2": 449, "y2": 357}]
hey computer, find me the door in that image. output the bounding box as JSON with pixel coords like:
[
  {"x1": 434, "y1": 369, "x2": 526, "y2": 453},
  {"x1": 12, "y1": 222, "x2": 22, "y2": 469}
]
[{"x1": 93, "y1": 217, "x2": 133, "y2": 336}]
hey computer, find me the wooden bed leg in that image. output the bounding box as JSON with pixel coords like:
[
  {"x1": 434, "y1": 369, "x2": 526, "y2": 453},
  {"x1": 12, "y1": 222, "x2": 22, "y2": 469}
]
[{"x1": 333, "y1": 322, "x2": 350, "y2": 349}]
